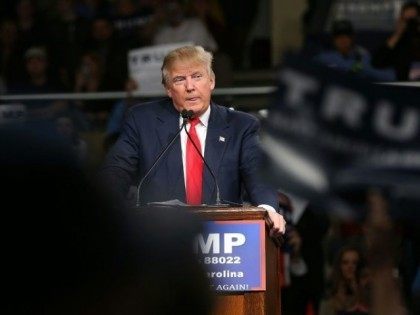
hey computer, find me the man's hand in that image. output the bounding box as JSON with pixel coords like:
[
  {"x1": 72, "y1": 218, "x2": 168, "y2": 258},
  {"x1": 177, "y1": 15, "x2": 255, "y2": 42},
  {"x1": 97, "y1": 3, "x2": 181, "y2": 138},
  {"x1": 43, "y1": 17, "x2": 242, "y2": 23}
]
[
  {"x1": 267, "y1": 211, "x2": 286, "y2": 238},
  {"x1": 387, "y1": 17, "x2": 407, "y2": 48}
]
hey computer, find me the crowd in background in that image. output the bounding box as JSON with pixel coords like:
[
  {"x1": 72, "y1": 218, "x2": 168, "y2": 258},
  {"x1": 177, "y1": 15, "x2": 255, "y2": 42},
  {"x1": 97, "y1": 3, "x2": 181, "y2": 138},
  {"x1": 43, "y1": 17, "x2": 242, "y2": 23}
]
[
  {"x1": 280, "y1": 189, "x2": 420, "y2": 315},
  {"x1": 312, "y1": 1, "x2": 420, "y2": 82},
  {"x1": 1, "y1": 1, "x2": 419, "y2": 315},
  {"x1": 0, "y1": 0, "x2": 419, "y2": 133}
]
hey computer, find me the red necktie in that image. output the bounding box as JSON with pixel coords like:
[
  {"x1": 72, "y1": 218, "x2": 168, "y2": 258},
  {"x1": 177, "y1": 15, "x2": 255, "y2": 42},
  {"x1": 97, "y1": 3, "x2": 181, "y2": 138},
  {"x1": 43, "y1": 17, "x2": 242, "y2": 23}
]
[{"x1": 186, "y1": 118, "x2": 203, "y2": 205}]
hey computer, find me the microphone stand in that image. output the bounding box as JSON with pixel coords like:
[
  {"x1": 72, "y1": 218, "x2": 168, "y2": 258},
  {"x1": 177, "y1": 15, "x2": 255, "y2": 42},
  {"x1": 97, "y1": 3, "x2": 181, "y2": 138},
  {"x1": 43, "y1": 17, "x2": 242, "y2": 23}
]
[{"x1": 135, "y1": 110, "x2": 193, "y2": 208}]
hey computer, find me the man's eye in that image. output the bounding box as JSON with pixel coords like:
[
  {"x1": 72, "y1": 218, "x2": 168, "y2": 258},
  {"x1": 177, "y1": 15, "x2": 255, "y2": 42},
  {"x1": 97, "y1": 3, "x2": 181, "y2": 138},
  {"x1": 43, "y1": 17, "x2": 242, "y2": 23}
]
[
  {"x1": 192, "y1": 74, "x2": 203, "y2": 79},
  {"x1": 173, "y1": 77, "x2": 185, "y2": 83}
]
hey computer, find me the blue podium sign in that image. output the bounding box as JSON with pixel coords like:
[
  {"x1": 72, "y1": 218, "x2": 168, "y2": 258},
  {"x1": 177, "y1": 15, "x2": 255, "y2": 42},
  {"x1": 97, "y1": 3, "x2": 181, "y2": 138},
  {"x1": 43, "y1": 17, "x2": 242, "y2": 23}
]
[{"x1": 194, "y1": 220, "x2": 266, "y2": 292}]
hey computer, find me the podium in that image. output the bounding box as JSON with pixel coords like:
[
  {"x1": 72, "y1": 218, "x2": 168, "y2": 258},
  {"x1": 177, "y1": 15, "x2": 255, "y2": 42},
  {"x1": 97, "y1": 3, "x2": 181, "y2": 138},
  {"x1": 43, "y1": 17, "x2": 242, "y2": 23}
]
[{"x1": 193, "y1": 206, "x2": 282, "y2": 315}]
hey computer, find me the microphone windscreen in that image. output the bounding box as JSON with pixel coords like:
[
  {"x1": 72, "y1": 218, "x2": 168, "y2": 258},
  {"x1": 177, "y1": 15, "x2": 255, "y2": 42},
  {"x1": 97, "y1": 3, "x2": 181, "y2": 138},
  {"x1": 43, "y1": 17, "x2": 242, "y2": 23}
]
[{"x1": 181, "y1": 109, "x2": 194, "y2": 119}]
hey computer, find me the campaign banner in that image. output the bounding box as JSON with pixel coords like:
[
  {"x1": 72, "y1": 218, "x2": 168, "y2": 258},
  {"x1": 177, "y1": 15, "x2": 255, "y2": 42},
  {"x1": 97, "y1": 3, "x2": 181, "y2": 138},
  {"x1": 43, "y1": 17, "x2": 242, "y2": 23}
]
[
  {"x1": 260, "y1": 54, "x2": 420, "y2": 218},
  {"x1": 128, "y1": 42, "x2": 192, "y2": 93},
  {"x1": 194, "y1": 220, "x2": 266, "y2": 292}
]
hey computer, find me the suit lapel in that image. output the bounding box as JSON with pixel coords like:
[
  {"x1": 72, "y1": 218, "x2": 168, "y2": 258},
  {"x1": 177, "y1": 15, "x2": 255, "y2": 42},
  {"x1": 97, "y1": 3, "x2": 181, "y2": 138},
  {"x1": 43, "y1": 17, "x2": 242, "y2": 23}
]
[
  {"x1": 155, "y1": 100, "x2": 185, "y2": 201},
  {"x1": 202, "y1": 104, "x2": 229, "y2": 204}
]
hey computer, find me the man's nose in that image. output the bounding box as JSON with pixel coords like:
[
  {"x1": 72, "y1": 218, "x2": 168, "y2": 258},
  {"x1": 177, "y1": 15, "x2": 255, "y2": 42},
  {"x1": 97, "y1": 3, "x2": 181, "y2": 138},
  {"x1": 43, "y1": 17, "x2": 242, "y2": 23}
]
[{"x1": 185, "y1": 76, "x2": 194, "y2": 91}]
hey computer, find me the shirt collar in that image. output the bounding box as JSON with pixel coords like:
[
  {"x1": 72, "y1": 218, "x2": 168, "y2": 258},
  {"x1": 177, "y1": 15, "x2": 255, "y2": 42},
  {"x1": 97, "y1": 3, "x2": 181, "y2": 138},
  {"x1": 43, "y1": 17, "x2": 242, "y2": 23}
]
[
  {"x1": 179, "y1": 104, "x2": 211, "y2": 127},
  {"x1": 198, "y1": 105, "x2": 211, "y2": 127}
]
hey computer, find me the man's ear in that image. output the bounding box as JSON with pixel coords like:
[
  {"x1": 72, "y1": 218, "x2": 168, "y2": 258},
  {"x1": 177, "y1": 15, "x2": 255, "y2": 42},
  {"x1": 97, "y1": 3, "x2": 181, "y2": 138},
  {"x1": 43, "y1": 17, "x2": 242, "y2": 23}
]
[
  {"x1": 210, "y1": 76, "x2": 215, "y2": 90},
  {"x1": 165, "y1": 86, "x2": 172, "y2": 98}
]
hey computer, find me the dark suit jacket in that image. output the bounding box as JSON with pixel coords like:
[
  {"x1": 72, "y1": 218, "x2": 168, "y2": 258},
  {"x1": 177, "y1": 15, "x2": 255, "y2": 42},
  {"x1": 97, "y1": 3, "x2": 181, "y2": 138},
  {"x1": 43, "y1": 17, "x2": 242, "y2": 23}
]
[{"x1": 101, "y1": 98, "x2": 278, "y2": 209}]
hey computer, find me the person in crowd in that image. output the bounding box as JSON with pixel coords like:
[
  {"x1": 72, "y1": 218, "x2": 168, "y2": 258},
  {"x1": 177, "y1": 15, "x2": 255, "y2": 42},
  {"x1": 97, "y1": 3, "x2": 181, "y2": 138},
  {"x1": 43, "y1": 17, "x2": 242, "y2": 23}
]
[
  {"x1": 50, "y1": 0, "x2": 91, "y2": 90},
  {"x1": 122, "y1": 0, "x2": 166, "y2": 49},
  {"x1": 74, "y1": 0, "x2": 111, "y2": 20},
  {"x1": 314, "y1": 19, "x2": 395, "y2": 81},
  {"x1": 301, "y1": 0, "x2": 336, "y2": 56},
  {"x1": 86, "y1": 16, "x2": 127, "y2": 90},
  {"x1": 111, "y1": 0, "x2": 154, "y2": 46},
  {"x1": 319, "y1": 246, "x2": 367, "y2": 315},
  {"x1": 152, "y1": 0, "x2": 218, "y2": 52},
  {"x1": 185, "y1": 0, "x2": 233, "y2": 87},
  {"x1": 0, "y1": 19, "x2": 23, "y2": 88},
  {"x1": 323, "y1": 189, "x2": 372, "y2": 270},
  {"x1": 101, "y1": 45, "x2": 285, "y2": 236},
  {"x1": 1, "y1": 125, "x2": 213, "y2": 315},
  {"x1": 280, "y1": 192, "x2": 330, "y2": 315},
  {"x1": 74, "y1": 50, "x2": 114, "y2": 129},
  {"x1": 361, "y1": 187, "x2": 420, "y2": 315},
  {"x1": 186, "y1": 0, "x2": 227, "y2": 52},
  {"x1": 7, "y1": 46, "x2": 67, "y2": 121},
  {"x1": 364, "y1": 190, "x2": 409, "y2": 315},
  {"x1": 371, "y1": 1, "x2": 420, "y2": 81},
  {"x1": 104, "y1": 78, "x2": 138, "y2": 151},
  {"x1": 14, "y1": 0, "x2": 50, "y2": 53},
  {"x1": 218, "y1": 0, "x2": 259, "y2": 69},
  {"x1": 243, "y1": 0, "x2": 271, "y2": 69},
  {"x1": 55, "y1": 115, "x2": 88, "y2": 163},
  {"x1": 323, "y1": 187, "x2": 418, "y2": 315}
]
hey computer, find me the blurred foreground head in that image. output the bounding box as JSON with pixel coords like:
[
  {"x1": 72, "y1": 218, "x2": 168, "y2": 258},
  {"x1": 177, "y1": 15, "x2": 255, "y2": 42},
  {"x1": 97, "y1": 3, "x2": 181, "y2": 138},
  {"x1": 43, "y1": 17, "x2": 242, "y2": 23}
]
[{"x1": 1, "y1": 125, "x2": 211, "y2": 314}]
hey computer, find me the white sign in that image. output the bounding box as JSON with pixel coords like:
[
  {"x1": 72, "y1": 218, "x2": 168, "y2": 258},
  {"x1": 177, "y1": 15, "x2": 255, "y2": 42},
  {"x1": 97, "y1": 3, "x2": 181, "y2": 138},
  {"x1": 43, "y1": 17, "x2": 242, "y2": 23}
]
[{"x1": 128, "y1": 42, "x2": 192, "y2": 93}]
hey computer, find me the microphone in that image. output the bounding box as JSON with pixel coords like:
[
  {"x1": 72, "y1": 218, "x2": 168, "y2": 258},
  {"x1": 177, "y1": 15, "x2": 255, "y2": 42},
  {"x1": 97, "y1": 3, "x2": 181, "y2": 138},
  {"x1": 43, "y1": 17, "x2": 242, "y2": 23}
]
[
  {"x1": 182, "y1": 113, "x2": 227, "y2": 206},
  {"x1": 135, "y1": 109, "x2": 193, "y2": 208}
]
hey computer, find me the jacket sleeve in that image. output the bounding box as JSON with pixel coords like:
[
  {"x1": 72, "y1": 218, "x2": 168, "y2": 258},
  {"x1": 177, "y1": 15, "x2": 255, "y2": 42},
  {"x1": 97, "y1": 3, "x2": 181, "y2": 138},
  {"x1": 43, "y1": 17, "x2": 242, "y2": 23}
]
[
  {"x1": 239, "y1": 116, "x2": 279, "y2": 211},
  {"x1": 99, "y1": 109, "x2": 141, "y2": 203}
]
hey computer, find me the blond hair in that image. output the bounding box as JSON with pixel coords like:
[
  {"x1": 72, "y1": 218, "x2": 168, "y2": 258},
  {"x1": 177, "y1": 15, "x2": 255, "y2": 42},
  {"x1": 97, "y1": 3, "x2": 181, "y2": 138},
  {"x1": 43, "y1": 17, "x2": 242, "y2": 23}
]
[{"x1": 161, "y1": 45, "x2": 214, "y2": 86}]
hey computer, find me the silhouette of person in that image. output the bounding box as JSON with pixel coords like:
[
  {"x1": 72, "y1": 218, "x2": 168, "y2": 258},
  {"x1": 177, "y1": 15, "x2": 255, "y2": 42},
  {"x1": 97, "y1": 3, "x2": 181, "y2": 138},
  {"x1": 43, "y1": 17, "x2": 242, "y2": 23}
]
[{"x1": 1, "y1": 124, "x2": 213, "y2": 315}]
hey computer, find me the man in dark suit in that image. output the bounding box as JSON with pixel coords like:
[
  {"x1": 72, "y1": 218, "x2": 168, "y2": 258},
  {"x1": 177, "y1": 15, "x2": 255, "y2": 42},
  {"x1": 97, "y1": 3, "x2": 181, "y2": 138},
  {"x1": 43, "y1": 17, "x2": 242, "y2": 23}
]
[{"x1": 101, "y1": 45, "x2": 285, "y2": 236}]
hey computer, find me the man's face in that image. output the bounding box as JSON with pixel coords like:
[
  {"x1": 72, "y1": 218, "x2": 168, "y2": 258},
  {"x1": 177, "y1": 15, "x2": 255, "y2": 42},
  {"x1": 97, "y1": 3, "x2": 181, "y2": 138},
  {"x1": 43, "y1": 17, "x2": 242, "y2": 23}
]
[
  {"x1": 340, "y1": 250, "x2": 359, "y2": 281},
  {"x1": 333, "y1": 34, "x2": 353, "y2": 55},
  {"x1": 165, "y1": 60, "x2": 215, "y2": 117},
  {"x1": 92, "y1": 19, "x2": 112, "y2": 41},
  {"x1": 26, "y1": 56, "x2": 47, "y2": 77},
  {"x1": 402, "y1": 7, "x2": 419, "y2": 21}
]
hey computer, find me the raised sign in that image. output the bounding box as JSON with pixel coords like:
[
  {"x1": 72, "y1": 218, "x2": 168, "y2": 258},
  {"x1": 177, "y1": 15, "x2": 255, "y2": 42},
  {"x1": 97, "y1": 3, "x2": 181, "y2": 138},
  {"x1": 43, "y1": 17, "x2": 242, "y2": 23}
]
[{"x1": 128, "y1": 42, "x2": 192, "y2": 93}]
